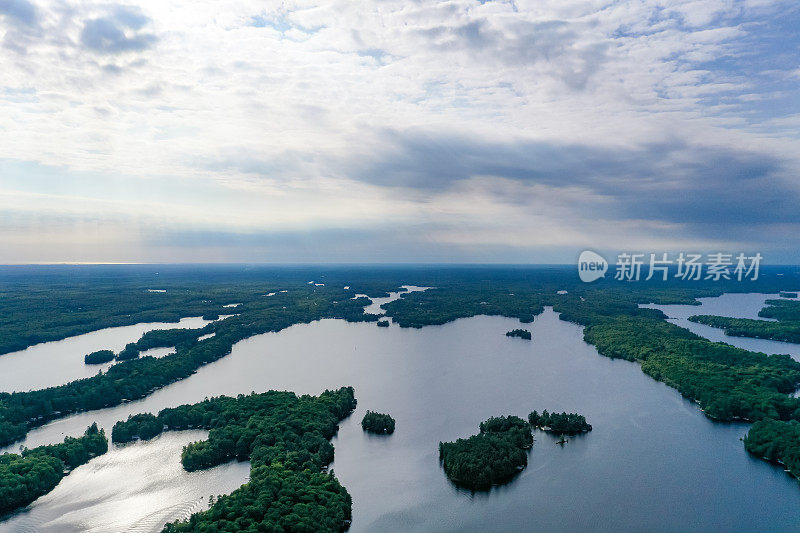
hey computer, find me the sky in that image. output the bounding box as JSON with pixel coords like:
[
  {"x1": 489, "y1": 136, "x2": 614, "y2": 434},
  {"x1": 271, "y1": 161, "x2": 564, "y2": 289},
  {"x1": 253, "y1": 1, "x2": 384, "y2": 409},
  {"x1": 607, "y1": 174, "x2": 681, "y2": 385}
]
[{"x1": 1, "y1": 0, "x2": 799, "y2": 264}]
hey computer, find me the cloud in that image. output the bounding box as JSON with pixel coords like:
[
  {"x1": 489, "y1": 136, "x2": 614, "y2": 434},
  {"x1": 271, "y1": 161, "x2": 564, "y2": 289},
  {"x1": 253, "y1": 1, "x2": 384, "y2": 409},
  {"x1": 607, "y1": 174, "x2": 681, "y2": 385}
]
[
  {"x1": 80, "y1": 6, "x2": 157, "y2": 53},
  {"x1": 0, "y1": 0, "x2": 799, "y2": 262},
  {"x1": 0, "y1": 0, "x2": 36, "y2": 26}
]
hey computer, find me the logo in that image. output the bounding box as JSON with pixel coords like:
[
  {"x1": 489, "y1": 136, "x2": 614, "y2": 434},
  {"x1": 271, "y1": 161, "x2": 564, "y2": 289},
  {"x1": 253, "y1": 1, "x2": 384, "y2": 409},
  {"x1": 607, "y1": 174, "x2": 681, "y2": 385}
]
[{"x1": 578, "y1": 250, "x2": 608, "y2": 283}]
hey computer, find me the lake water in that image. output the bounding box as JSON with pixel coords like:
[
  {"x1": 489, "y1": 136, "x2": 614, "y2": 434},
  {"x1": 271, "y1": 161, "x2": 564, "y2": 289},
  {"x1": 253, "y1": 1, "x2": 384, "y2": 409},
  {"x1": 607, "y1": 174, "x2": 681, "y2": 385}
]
[
  {"x1": 1, "y1": 431, "x2": 250, "y2": 532},
  {"x1": 3, "y1": 294, "x2": 800, "y2": 531},
  {"x1": 0, "y1": 316, "x2": 229, "y2": 393},
  {"x1": 643, "y1": 292, "x2": 800, "y2": 360}
]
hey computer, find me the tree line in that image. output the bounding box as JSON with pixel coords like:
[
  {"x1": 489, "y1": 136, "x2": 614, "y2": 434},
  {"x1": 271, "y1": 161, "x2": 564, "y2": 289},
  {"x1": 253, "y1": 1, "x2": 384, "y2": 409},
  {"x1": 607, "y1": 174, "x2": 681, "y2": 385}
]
[
  {"x1": 0, "y1": 424, "x2": 107, "y2": 516},
  {"x1": 111, "y1": 387, "x2": 357, "y2": 532}
]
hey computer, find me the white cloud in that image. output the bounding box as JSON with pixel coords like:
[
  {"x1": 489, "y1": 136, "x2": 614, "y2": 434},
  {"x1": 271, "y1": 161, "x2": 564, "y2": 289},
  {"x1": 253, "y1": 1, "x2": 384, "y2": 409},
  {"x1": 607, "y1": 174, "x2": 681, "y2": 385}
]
[{"x1": 0, "y1": 0, "x2": 798, "y2": 261}]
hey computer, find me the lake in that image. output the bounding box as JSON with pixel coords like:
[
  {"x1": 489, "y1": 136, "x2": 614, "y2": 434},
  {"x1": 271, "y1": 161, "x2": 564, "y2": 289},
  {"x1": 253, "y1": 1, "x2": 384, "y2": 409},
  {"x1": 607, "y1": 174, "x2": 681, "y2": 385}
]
[
  {"x1": 3, "y1": 293, "x2": 800, "y2": 531},
  {"x1": 0, "y1": 316, "x2": 223, "y2": 393}
]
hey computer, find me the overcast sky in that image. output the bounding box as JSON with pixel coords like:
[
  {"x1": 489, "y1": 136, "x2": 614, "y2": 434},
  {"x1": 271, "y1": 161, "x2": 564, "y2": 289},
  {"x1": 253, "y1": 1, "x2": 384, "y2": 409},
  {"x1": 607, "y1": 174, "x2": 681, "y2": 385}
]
[{"x1": 1, "y1": 0, "x2": 799, "y2": 263}]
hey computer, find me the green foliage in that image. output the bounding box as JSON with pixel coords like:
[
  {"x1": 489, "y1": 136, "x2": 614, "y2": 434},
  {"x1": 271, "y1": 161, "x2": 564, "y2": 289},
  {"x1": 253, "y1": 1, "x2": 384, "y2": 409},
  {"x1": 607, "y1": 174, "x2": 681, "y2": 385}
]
[
  {"x1": 383, "y1": 287, "x2": 545, "y2": 327},
  {"x1": 84, "y1": 349, "x2": 115, "y2": 365},
  {"x1": 361, "y1": 411, "x2": 395, "y2": 434},
  {"x1": 0, "y1": 287, "x2": 375, "y2": 447},
  {"x1": 528, "y1": 410, "x2": 591, "y2": 433},
  {"x1": 112, "y1": 413, "x2": 163, "y2": 442},
  {"x1": 689, "y1": 315, "x2": 800, "y2": 344},
  {"x1": 439, "y1": 416, "x2": 532, "y2": 490},
  {"x1": 744, "y1": 419, "x2": 800, "y2": 478},
  {"x1": 376, "y1": 320, "x2": 390, "y2": 327},
  {"x1": 0, "y1": 424, "x2": 107, "y2": 515},
  {"x1": 506, "y1": 329, "x2": 531, "y2": 340},
  {"x1": 113, "y1": 387, "x2": 357, "y2": 532},
  {"x1": 117, "y1": 327, "x2": 208, "y2": 361}
]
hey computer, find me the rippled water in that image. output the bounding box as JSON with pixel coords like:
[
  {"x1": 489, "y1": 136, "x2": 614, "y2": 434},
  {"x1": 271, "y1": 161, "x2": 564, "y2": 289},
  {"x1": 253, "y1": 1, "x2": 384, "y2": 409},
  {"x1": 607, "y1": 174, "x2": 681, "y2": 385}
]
[
  {"x1": 4, "y1": 293, "x2": 800, "y2": 531},
  {"x1": 1, "y1": 431, "x2": 250, "y2": 532}
]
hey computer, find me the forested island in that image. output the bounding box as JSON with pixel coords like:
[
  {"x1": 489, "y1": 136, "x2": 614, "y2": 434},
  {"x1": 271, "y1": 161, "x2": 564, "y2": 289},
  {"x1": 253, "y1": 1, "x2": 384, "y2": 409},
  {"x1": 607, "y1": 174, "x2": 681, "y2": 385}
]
[
  {"x1": 439, "y1": 415, "x2": 532, "y2": 490},
  {"x1": 506, "y1": 329, "x2": 531, "y2": 340},
  {"x1": 84, "y1": 349, "x2": 115, "y2": 365},
  {"x1": 6, "y1": 267, "x2": 800, "y2": 529},
  {"x1": 377, "y1": 319, "x2": 390, "y2": 327},
  {"x1": 688, "y1": 315, "x2": 800, "y2": 344},
  {"x1": 361, "y1": 411, "x2": 395, "y2": 434},
  {"x1": 779, "y1": 292, "x2": 798, "y2": 298},
  {"x1": 0, "y1": 286, "x2": 376, "y2": 447},
  {"x1": 0, "y1": 424, "x2": 107, "y2": 516},
  {"x1": 529, "y1": 410, "x2": 592, "y2": 433},
  {"x1": 112, "y1": 387, "x2": 357, "y2": 531}
]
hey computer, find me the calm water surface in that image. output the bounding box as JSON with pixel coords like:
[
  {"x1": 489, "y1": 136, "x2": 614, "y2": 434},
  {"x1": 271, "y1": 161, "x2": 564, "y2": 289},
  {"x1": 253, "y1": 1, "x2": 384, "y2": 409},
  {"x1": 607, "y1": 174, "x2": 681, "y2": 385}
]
[
  {"x1": 3, "y1": 294, "x2": 800, "y2": 531},
  {"x1": 0, "y1": 316, "x2": 230, "y2": 393},
  {"x1": 643, "y1": 292, "x2": 800, "y2": 359}
]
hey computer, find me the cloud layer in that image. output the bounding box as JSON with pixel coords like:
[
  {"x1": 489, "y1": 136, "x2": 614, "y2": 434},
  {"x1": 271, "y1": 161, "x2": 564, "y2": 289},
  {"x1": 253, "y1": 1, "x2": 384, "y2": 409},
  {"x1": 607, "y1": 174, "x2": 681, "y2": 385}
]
[{"x1": 0, "y1": 0, "x2": 799, "y2": 263}]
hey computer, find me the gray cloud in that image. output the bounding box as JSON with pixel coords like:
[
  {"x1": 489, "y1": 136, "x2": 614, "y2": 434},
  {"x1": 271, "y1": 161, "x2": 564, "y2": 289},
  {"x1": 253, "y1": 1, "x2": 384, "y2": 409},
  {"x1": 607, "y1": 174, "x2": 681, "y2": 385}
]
[
  {"x1": 81, "y1": 6, "x2": 157, "y2": 54},
  {"x1": 347, "y1": 130, "x2": 799, "y2": 230},
  {"x1": 417, "y1": 17, "x2": 608, "y2": 89}
]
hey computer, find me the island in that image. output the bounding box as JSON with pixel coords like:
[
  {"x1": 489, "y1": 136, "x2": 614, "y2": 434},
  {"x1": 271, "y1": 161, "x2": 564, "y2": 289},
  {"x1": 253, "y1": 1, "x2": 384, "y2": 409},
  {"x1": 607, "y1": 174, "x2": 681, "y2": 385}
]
[
  {"x1": 506, "y1": 329, "x2": 532, "y2": 340},
  {"x1": 361, "y1": 410, "x2": 395, "y2": 434},
  {"x1": 113, "y1": 387, "x2": 357, "y2": 531},
  {"x1": 0, "y1": 424, "x2": 108, "y2": 516},
  {"x1": 780, "y1": 292, "x2": 798, "y2": 298},
  {"x1": 439, "y1": 415, "x2": 532, "y2": 490},
  {"x1": 689, "y1": 315, "x2": 800, "y2": 344},
  {"x1": 377, "y1": 319, "x2": 390, "y2": 327},
  {"x1": 529, "y1": 410, "x2": 592, "y2": 433},
  {"x1": 84, "y1": 349, "x2": 115, "y2": 365}
]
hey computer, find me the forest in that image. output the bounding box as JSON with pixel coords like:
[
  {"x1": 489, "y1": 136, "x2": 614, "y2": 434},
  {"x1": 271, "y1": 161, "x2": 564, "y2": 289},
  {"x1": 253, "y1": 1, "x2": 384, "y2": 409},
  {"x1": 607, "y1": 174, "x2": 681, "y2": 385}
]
[
  {"x1": 84, "y1": 349, "x2": 115, "y2": 365},
  {"x1": 689, "y1": 315, "x2": 800, "y2": 344},
  {"x1": 0, "y1": 286, "x2": 376, "y2": 447},
  {"x1": 439, "y1": 415, "x2": 532, "y2": 490},
  {"x1": 506, "y1": 329, "x2": 532, "y2": 340},
  {"x1": 111, "y1": 387, "x2": 357, "y2": 532},
  {"x1": 116, "y1": 327, "x2": 211, "y2": 361},
  {"x1": 528, "y1": 410, "x2": 592, "y2": 433},
  {"x1": 361, "y1": 411, "x2": 395, "y2": 434},
  {"x1": 0, "y1": 424, "x2": 107, "y2": 516},
  {"x1": 744, "y1": 418, "x2": 800, "y2": 478},
  {"x1": 5, "y1": 266, "x2": 800, "y2": 529}
]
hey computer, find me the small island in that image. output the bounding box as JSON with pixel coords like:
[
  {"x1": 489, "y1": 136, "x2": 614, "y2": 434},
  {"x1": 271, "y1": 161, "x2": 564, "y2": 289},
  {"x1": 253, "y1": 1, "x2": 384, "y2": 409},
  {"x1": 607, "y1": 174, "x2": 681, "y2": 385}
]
[
  {"x1": 780, "y1": 291, "x2": 798, "y2": 298},
  {"x1": 377, "y1": 319, "x2": 390, "y2": 327},
  {"x1": 529, "y1": 410, "x2": 592, "y2": 433},
  {"x1": 362, "y1": 411, "x2": 395, "y2": 434},
  {"x1": 506, "y1": 329, "x2": 532, "y2": 340},
  {"x1": 84, "y1": 349, "x2": 115, "y2": 365},
  {"x1": 439, "y1": 415, "x2": 532, "y2": 490}
]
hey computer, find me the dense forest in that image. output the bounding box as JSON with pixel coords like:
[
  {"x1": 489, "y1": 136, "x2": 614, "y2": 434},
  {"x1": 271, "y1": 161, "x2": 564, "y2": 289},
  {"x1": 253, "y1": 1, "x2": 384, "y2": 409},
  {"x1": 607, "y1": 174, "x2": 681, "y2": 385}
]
[
  {"x1": 744, "y1": 418, "x2": 800, "y2": 478},
  {"x1": 0, "y1": 287, "x2": 377, "y2": 447},
  {"x1": 506, "y1": 329, "x2": 532, "y2": 340},
  {"x1": 528, "y1": 410, "x2": 592, "y2": 433},
  {"x1": 759, "y1": 299, "x2": 800, "y2": 321},
  {"x1": 361, "y1": 411, "x2": 395, "y2": 434},
  {"x1": 84, "y1": 349, "x2": 115, "y2": 365},
  {"x1": 689, "y1": 315, "x2": 800, "y2": 344},
  {"x1": 111, "y1": 387, "x2": 357, "y2": 532},
  {"x1": 439, "y1": 416, "x2": 532, "y2": 490},
  {"x1": 5, "y1": 266, "x2": 800, "y2": 529},
  {"x1": 116, "y1": 327, "x2": 211, "y2": 361},
  {"x1": 0, "y1": 424, "x2": 107, "y2": 516}
]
